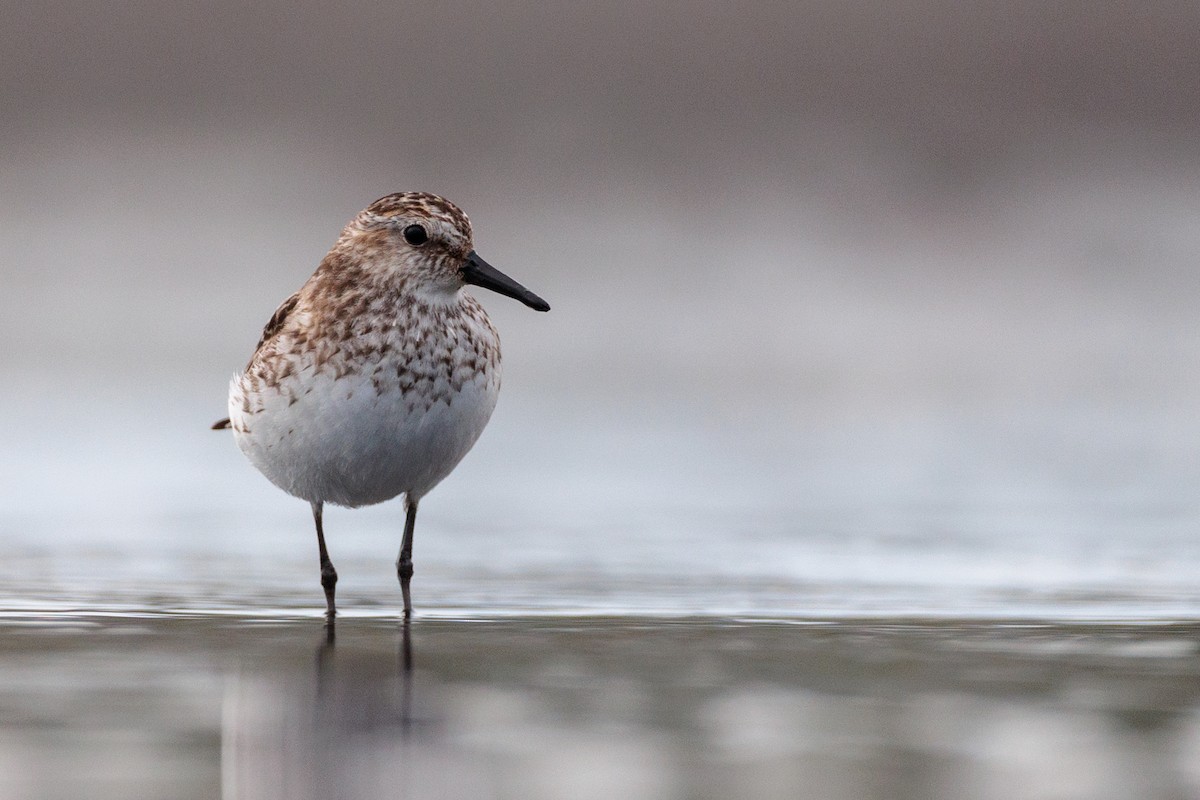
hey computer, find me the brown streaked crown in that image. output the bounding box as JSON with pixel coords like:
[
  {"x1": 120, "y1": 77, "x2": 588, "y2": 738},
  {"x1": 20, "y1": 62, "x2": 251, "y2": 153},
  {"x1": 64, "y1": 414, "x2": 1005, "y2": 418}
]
[{"x1": 357, "y1": 192, "x2": 472, "y2": 237}]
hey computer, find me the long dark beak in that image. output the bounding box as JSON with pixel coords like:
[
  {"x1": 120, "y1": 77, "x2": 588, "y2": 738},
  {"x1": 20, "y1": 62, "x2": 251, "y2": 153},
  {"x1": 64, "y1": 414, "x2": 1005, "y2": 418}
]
[{"x1": 462, "y1": 251, "x2": 550, "y2": 312}]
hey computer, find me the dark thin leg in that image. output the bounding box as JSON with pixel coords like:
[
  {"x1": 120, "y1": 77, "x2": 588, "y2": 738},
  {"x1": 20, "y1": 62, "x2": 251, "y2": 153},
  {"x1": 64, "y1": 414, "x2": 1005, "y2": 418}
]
[
  {"x1": 396, "y1": 497, "x2": 419, "y2": 619},
  {"x1": 312, "y1": 501, "x2": 337, "y2": 619}
]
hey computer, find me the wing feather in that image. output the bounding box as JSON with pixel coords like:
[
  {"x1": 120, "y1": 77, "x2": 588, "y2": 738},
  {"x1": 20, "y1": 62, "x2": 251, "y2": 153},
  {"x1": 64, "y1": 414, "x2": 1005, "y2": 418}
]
[
  {"x1": 212, "y1": 292, "x2": 301, "y2": 431},
  {"x1": 250, "y1": 292, "x2": 301, "y2": 363}
]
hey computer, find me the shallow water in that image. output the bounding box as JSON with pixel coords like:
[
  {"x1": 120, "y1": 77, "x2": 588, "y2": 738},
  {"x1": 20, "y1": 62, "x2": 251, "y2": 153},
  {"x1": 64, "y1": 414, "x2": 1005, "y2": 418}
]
[
  {"x1": 5, "y1": 394, "x2": 1200, "y2": 623},
  {"x1": 1, "y1": 613, "x2": 1198, "y2": 800}
]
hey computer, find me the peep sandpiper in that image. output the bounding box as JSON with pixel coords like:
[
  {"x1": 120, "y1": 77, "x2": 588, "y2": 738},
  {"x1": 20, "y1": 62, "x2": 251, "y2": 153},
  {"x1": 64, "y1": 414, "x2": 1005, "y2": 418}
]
[{"x1": 213, "y1": 192, "x2": 550, "y2": 618}]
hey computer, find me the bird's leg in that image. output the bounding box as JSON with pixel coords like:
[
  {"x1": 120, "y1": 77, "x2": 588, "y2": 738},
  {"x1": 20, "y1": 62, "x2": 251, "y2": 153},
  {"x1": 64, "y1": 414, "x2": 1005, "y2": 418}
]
[
  {"x1": 312, "y1": 501, "x2": 338, "y2": 620},
  {"x1": 396, "y1": 498, "x2": 419, "y2": 619}
]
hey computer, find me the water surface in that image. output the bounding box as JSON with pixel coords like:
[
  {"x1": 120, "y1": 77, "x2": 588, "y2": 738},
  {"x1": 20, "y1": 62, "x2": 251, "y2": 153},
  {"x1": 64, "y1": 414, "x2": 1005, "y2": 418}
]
[{"x1": 2, "y1": 613, "x2": 1199, "y2": 800}]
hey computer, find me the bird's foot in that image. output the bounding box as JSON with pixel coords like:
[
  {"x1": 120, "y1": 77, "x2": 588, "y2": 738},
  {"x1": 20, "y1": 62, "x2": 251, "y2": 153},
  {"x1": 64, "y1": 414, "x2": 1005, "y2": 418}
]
[
  {"x1": 321, "y1": 564, "x2": 338, "y2": 618},
  {"x1": 397, "y1": 557, "x2": 413, "y2": 618}
]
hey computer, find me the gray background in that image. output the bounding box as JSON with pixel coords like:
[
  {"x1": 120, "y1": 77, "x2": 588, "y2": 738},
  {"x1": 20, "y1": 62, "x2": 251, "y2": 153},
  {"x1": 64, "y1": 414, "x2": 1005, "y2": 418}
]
[{"x1": 3, "y1": 1, "x2": 1199, "y2": 616}]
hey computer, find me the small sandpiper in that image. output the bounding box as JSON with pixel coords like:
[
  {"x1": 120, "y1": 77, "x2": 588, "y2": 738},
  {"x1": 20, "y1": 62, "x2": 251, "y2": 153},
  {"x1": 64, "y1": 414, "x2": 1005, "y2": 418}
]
[{"x1": 213, "y1": 192, "x2": 550, "y2": 619}]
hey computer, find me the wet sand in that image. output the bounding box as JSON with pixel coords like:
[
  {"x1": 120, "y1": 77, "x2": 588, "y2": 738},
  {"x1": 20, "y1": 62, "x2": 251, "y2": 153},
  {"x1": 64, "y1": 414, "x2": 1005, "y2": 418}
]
[{"x1": 1, "y1": 612, "x2": 1198, "y2": 799}]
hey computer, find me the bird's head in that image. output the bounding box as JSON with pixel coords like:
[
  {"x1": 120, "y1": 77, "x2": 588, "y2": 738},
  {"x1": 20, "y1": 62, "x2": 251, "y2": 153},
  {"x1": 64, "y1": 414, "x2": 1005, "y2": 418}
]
[{"x1": 346, "y1": 192, "x2": 550, "y2": 312}]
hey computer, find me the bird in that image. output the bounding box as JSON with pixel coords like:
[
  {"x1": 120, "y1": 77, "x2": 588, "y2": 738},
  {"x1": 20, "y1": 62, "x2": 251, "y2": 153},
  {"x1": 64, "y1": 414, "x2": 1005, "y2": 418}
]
[{"x1": 213, "y1": 192, "x2": 550, "y2": 619}]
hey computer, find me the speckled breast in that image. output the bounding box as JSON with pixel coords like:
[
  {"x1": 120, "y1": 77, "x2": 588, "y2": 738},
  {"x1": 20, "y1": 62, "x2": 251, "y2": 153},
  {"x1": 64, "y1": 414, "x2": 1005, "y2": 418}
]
[{"x1": 228, "y1": 295, "x2": 502, "y2": 507}]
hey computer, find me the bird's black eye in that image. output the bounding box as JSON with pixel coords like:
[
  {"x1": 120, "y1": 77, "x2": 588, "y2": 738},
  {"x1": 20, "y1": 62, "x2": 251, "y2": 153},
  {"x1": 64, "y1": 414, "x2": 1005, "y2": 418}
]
[{"x1": 402, "y1": 224, "x2": 429, "y2": 246}]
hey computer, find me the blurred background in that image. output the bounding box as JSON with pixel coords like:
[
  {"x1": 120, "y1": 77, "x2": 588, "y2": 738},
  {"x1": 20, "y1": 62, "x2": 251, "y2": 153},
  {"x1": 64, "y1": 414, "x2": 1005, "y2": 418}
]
[
  {"x1": 6, "y1": 4, "x2": 1200, "y2": 799},
  {"x1": 2, "y1": 0, "x2": 1200, "y2": 617}
]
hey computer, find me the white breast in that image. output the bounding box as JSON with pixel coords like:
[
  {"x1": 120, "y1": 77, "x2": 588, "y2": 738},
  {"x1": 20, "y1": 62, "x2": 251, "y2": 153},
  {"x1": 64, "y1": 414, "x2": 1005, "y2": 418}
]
[{"x1": 228, "y1": 300, "x2": 501, "y2": 508}]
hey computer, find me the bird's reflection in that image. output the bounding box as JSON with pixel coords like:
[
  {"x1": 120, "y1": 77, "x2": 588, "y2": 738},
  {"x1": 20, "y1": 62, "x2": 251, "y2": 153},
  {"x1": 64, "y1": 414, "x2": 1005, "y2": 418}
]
[
  {"x1": 315, "y1": 617, "x2": 336, "y2": 677},
  {"x1": 314, "y1": 617, "x2": 416, "y2": 735},
  {"x1": 222, "y1": 619, "x2": 423, "y2": 799},
  {"x1": 400, "y1": 619, "x2": 414, "y2": 734}
]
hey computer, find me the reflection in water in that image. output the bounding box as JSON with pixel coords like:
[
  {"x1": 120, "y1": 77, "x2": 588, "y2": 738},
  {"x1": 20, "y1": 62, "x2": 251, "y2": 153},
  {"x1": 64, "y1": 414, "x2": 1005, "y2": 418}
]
[
  {"x1": 211, "y1": 617, "x2": 1200, "y2": 800},
  {"x1": 2, "y1": 614, "x2": 1185, "y2": 800},
  {"x1": 315, "y1": 618, "x2": 417, "y2": 739},
  {"x1": 400, "y1": 620, "x2": 414, "y2": 737},
  {"x1": 224, "y1": 619, "x2": 425, "y2": 800}
]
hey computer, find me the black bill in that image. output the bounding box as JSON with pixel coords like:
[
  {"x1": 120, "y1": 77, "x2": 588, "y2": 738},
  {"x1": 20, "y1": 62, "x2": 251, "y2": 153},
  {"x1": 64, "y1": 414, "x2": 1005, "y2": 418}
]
[{"x1": 462, "y1": 251, "x2": 550, "y2": 312}]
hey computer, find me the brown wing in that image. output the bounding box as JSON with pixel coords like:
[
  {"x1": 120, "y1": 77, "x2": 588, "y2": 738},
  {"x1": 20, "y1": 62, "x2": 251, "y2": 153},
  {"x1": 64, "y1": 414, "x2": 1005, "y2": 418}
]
[
  {"x1": 250, "y1": 292, "x2": 302, "y2": 362},
  {"x1": 211, "y1": 292, "x2": 301, "y2": 431}
]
